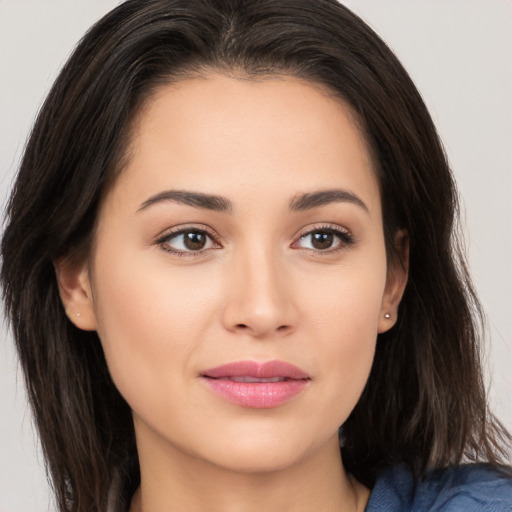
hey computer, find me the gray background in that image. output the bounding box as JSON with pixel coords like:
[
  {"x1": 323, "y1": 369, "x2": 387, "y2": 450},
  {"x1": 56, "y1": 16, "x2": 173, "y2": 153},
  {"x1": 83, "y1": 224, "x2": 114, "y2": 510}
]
[{"x1": 1, "y1": 1, "x2": 511, "y2": 511}]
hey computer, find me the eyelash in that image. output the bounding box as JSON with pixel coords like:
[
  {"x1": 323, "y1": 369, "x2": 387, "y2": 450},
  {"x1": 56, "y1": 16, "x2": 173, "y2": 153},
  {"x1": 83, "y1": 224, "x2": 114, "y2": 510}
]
[
  {"x1": 155, "y1": 226, "x2": 221, "y2": 258},
  {"x1": 295, "y1": 225, "x2": 355, "y2": 255},
  {"x1": 155, "y1": 224, "x2": 355, "y2": 257}
]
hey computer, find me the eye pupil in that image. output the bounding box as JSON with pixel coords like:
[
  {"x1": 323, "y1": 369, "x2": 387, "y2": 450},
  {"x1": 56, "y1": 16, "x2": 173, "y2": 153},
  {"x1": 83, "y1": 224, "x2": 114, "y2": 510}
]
[
  {"x1": 184, "y1": 231, "x2": 207, "y2": 250},
  {"x1": 312, "y1": 231, "x2": 333, "y2": 249}
]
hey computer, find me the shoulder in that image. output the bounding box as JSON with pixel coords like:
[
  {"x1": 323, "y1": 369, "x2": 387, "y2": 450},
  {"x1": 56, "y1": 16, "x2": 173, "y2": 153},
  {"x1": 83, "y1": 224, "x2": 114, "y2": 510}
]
[{"x1": 365, "y1": 464, "x2": 512, "y2": 512}]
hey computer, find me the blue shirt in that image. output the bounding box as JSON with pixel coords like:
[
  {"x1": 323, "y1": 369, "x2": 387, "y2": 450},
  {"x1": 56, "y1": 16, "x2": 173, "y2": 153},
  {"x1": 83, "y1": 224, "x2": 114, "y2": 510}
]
[{"x1": 365, "y1": 464, "x2": 512, "y2": 511}]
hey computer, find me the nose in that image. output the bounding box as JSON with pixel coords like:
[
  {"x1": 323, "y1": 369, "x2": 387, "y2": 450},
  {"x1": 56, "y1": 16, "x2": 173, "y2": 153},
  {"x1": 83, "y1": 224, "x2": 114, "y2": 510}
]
[{"x1": 221, "y1": 247, "x2": 299, "y2": 339}]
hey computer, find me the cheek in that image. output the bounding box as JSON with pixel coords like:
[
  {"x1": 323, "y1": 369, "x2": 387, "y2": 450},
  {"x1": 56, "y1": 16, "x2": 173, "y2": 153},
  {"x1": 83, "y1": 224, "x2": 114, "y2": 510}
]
[
  {"x1": 90, "y1": 247, "x2": 221, "y2": 410},
  {"x1": 303, "y1": 258, "x2": 386, "y2": 419}
]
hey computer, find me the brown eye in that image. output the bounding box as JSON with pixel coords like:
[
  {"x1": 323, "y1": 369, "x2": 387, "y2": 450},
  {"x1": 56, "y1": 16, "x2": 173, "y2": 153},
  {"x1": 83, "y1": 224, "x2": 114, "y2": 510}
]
[
  {"x1": 160, "y1": 229, "x2": 217, "y2": 254},
  {"x1": 311, "y1": 231, "x2": 334, "y2": 250},
  {"x1": 296, "y1": 227, "x2": 354, "y2": 252},
  {"x1": 183, "y1": 231, "x2": 207, "y2": 250}
]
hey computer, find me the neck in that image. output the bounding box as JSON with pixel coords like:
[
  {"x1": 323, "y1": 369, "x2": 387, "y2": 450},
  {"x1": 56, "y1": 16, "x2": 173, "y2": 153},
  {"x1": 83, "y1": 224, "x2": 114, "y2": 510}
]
[{"x1": 129, "y1": 425, "x2": 369, "y2": 512}]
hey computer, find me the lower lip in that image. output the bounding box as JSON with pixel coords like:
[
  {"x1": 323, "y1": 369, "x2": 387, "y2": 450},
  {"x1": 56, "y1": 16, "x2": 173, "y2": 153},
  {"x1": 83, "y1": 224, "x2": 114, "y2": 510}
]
[{"x1": 202, "y1": 378, "x2": 309, "y2": 408}]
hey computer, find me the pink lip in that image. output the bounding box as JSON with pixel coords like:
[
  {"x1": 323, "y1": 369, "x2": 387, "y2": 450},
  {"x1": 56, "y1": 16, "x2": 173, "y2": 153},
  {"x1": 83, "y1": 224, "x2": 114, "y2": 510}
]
[{"x1": 201, "y1": 360, "x2": 310, "y2": 409}]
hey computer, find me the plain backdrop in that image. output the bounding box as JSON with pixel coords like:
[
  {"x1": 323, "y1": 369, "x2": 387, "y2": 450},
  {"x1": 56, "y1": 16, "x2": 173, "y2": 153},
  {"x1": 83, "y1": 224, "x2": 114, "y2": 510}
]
[{"x1": 1, "y1": 1, "x2": 511, "y2": 511}]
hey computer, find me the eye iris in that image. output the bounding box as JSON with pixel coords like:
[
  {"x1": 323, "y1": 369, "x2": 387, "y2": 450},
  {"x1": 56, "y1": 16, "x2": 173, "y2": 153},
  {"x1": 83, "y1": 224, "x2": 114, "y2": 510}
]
[
  {"x1": 312, "y1": 231, "x2": 334, "y2": 250},
  {"x1": 184, "y1": 231, "x2": 207, "y2": 250}
]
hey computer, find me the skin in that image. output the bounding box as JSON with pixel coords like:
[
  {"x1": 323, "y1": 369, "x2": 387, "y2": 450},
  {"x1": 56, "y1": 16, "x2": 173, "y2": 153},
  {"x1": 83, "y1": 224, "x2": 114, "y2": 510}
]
[{"x1": 57, "y1": 74, "x2": 407, "y2": 512}]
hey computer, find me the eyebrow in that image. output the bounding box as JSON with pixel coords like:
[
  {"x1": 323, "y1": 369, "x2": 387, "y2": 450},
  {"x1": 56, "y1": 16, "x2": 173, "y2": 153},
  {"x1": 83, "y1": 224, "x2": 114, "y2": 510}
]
[
  {"x1": 137, "y1": 188, "x2": 368, "y2": 214},
  {"x1": 289, "y1": 189, "x2": 368, "y2": 213},
  {"x1": 137, "y1": 190, "x2": 233, "y2": 213}
]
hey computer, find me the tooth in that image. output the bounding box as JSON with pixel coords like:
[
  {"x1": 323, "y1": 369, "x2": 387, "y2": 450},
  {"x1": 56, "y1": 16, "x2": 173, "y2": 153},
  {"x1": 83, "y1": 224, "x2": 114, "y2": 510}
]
[{"x1": 230, "y1": 376, "x2": 286, "y2": 383}]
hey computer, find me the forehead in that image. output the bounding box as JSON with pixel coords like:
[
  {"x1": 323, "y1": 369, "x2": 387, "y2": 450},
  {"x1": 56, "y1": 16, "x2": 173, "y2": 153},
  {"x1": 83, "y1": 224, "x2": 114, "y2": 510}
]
[{"x1": 108, "y1": 73, "x2": 380, "y2": 216}]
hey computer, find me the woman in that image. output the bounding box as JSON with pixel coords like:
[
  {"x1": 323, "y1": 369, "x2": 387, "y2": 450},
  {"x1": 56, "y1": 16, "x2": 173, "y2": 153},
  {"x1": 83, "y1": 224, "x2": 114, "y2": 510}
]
[{"x1": 1, "y1": 1, "x2": 511, "y2": 511}]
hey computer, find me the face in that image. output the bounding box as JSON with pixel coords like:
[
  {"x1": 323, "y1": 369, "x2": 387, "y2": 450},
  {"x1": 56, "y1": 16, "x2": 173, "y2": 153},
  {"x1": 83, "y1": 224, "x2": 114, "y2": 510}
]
[{"x1": 59, "y1": 74, "x2": 405, "y2": 474}]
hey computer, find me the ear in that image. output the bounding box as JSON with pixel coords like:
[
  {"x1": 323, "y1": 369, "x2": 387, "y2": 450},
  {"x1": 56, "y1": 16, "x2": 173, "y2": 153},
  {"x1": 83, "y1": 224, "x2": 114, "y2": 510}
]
[
  {"x1": 378, "y1": 230, "x2": 409, "y2": 333},
  {"x1": 54, "y1": 257, "x2": 97, "y2": 331}
]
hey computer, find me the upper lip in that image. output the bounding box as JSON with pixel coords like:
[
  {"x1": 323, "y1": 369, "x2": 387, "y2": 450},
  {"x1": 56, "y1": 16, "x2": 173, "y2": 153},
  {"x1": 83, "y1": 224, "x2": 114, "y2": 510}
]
[{"x1": 201, "y1": 360, "x2": 310, "y2": 380}]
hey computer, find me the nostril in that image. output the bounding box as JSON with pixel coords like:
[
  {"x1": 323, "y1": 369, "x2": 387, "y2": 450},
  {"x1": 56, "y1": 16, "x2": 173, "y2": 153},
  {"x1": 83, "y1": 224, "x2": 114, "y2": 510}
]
[{"x1": 228, "y1": 317, "x2": 295, "y2": 336}]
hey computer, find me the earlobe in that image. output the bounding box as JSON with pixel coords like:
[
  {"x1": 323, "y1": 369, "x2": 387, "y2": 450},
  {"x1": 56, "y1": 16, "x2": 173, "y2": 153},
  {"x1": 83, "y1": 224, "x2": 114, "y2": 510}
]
[
  {"x1": 378, "y1": 230, "x2": 409, "y2": 334},
  {"x1": 54, "y1": 257, "x2": 97, "y2": 331}
]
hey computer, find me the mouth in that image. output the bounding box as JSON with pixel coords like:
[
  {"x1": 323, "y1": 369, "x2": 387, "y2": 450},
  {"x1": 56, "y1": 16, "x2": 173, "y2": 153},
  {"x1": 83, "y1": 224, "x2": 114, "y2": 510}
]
[
  {"x1": 201, "y1": 360, "x2": 310, "y2": 408},
  {"x1": 226, "y1": 376, "x2": 289, "y2": 383}
]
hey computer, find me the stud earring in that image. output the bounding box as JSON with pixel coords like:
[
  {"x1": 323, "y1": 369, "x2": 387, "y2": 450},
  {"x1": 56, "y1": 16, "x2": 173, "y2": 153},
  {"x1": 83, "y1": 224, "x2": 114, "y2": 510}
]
[
  {"x1": 384, "y1": 313, "x2": 391, "y2": 319},
  {"x1": 76, "y1": 312, "x2": 81, "y2": 317}
]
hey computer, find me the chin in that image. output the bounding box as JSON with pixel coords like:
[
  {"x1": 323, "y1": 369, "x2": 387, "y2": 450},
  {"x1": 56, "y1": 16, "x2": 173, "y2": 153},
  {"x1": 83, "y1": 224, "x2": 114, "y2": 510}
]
[
  {"x1": 207, "y1": 443, "x2": 308, "y2": 474},
  {"x1": 190, "y1": 423, "x2": 331, "y2": 475}
]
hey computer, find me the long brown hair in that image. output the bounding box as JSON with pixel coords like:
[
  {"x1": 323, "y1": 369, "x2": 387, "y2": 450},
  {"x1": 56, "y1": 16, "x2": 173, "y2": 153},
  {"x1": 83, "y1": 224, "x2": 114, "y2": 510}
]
[{"x1": 1, "y1": 1, "x2": 510, "y2": 510}]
